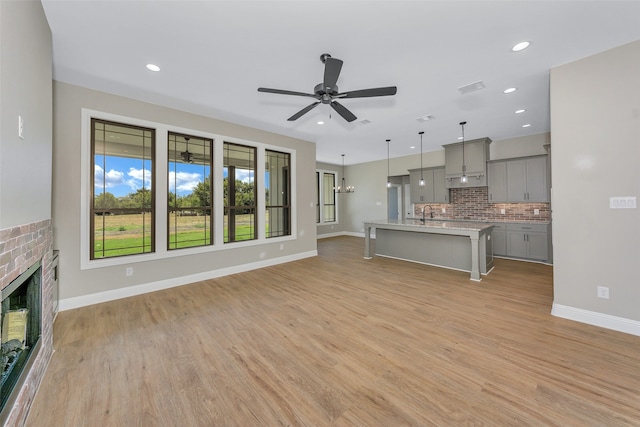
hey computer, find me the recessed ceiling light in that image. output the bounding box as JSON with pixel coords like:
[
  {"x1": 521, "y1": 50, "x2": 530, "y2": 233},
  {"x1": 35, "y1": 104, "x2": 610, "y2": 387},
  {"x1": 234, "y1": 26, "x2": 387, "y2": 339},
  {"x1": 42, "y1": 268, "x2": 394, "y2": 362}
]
[
  {"x1": 522, "y1": 123, "x2": 532, "y2": 128},
  {"x1": 503, "y1": 87, "x2": 517, "y2": 94},
  {"x1": 146, "y1": 64, "x2": 160, "y2": 72},
  {"x1": 410, "y1": 146, "x2": 416, "y2": 149},
  {"x1": 515, "y1": 109, "x2": 526, "y2": 114},
  {"x1": 317, "y1": 121, "x2": 324, "y2": 125},
  {"x1": 512, "y1": 41, "x2": 530, "y2": 52}
]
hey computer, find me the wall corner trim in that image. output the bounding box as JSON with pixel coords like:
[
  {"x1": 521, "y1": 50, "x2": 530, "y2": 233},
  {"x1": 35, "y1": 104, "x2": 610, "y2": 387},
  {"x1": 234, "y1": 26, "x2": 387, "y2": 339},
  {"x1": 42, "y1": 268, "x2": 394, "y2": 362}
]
[
  {"x1": 551, "y1": 303, "x2": 640, "y2": 337},
  {"x1": 59, "y1": 250, "x2": 318, "y2": 311}
]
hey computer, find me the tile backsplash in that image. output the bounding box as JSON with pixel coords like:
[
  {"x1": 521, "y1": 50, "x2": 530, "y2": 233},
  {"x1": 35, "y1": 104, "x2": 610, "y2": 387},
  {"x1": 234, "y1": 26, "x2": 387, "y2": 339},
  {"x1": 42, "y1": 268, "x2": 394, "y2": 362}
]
[{"x1": 414, "y1": 187, "x2": 550, "y2": 222}]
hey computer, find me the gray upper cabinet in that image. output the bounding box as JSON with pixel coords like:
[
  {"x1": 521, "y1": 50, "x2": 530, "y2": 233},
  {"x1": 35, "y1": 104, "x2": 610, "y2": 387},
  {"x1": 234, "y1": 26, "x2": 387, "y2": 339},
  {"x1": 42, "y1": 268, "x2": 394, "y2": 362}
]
[
  {"x1": 433, "y1": 168, "x2": 448, "y2": 203},
  {"x1": 443, "y1": 137, "x2": 491, "y2": 188},
  {"x1": 488, "y1": 155, "x2": 548, "y2": 203},
  {"x1": 487, "y1": 161, "x2": 508, "y2": 202},
  {"x1": 408, "y1": 167, "x2": 448, "y2": 204}
]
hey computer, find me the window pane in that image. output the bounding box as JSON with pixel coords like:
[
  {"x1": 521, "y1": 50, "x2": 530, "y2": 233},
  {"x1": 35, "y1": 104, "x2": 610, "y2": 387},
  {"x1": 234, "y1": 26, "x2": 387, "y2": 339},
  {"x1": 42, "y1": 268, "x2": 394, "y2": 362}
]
[
  {"x1": 168, "y1": 132, "x2": 213, "y2": 250},
  {"x1": 265, "y1": 150, "x2": 290, "y2": 238},
  {"x1": 316, "y1": 172, "x2": 320, "y2": 224},
  {"x1": 91, "y1": 119, "x2": 155, "y2": 259},
  {"x1": 224, "y1": 142, "x2": 256, "y2": 243},
  {"x1": 323, "y1": 172, "x2": 336, "y2": 223}
]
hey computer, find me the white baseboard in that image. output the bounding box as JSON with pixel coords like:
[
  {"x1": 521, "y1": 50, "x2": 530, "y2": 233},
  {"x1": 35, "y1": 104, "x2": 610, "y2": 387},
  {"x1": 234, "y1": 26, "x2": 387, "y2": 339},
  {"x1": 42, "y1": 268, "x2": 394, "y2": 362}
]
[
  {"x1": 317, "y1": 231, "x2": 344, "y2": 239},
  {"x1": 59, "y1": 250, "x2": 318, "y2": 311},
  {"x1": 317, "y1": 231, "x2": 373, "y2": 239},
  {"x1": 551, "y1": 303, "x2": 640, "y2": 337}
]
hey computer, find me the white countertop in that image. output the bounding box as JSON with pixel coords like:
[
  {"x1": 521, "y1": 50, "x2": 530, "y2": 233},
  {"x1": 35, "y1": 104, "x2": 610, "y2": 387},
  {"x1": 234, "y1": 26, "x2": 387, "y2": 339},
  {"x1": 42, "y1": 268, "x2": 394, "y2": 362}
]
[{"x1": 364, "y1": 218, "x2": 494, "y2": 232}]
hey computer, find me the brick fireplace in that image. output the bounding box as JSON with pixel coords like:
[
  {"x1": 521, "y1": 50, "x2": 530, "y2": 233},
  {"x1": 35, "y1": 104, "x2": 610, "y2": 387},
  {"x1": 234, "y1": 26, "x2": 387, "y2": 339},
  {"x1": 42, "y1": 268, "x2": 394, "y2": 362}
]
[{"x1": 0, "y1": 220, "x2": 54, "y2": 426}]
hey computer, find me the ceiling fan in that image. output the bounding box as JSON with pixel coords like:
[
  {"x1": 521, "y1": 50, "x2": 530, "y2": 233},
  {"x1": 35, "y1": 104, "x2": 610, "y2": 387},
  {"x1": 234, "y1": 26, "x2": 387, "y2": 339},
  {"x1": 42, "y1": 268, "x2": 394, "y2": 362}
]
[
  {"x1": 180, "y1": 137, "x2": 194, "y2": 163},
  {"x1": 258, "y1": 53, "x2": 397, "y2": 122}
]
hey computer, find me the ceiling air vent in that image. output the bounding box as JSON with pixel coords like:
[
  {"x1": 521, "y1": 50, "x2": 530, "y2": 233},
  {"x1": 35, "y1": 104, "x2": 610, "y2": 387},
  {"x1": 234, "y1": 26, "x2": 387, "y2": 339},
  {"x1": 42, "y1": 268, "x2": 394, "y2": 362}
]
[
  {"x1": 457, "y1": 80, "x2": 486, "y2": 95},
  {"x1": 416, "y1": 115, "x2": 435, "y2": 123}
]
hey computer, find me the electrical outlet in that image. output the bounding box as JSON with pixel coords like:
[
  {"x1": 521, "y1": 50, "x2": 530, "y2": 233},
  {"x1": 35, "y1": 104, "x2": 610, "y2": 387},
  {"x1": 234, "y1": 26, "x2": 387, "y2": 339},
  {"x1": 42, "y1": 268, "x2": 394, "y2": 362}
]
[
  {"x1": 441, "y1": 208, "x2": 446, "y2": 213},
  {"x1": 534, "y1": 209, "x2": 540, "y2": 215},
  {"x1": 125, "y1": 267, "x2": 134, "y2": 277},
  {"x1": 597, "y1": 286, "x2": 609, "y2": 299},
  {"x1": 500, "y1": 209, "x2": 505, "y2": 215}
]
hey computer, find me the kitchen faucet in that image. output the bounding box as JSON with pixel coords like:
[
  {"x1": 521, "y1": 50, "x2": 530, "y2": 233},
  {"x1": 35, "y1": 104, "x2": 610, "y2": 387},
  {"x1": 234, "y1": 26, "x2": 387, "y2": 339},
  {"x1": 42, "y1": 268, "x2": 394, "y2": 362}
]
[{"x1": 421, "y1": 205, "x2": 434, "y2": 223}]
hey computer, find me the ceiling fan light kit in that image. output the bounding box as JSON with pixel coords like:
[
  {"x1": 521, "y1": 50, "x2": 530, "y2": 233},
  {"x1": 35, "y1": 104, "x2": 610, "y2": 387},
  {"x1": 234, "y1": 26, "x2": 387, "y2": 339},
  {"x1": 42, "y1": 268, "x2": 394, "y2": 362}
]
[{"x1": 258, "y1": 53, "x2": 397, "y2": 123}]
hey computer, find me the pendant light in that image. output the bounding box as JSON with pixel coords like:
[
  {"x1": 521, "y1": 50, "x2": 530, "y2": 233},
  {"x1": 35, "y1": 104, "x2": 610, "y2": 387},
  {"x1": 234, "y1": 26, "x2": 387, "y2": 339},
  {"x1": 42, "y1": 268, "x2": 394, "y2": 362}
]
[
  {"x1": 418, "y1": 131, "x2": 425, "y2": 186},
  {"x1": 459, "y1": 121, "x2": 468, "y2": 183},
  {"x1": 386, "y1": 139, "x2": 391, "y2": 188},
  {"x1": 336, "y1": 154, "x2": 354, "y2": 193}
]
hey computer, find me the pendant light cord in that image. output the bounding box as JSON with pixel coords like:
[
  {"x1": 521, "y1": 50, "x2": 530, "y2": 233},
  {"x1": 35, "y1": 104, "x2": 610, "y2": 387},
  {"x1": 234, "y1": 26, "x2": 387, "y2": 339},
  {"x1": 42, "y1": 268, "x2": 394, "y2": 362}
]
[{"x1": 419, "y1": 131, "x2": 424, "y2": 184}]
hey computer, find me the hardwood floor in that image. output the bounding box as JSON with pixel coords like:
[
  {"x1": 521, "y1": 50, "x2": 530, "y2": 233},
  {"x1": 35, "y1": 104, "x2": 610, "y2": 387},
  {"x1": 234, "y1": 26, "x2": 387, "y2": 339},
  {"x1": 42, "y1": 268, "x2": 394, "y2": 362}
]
[{"x1": 27, "y1": 236, "x2": 640, "y2": 426}]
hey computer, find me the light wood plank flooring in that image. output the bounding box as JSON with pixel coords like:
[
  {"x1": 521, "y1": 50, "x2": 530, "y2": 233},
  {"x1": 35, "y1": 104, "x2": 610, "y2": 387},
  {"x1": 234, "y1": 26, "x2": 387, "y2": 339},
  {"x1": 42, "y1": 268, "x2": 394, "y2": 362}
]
[{"x1": 27, "y1": 236, "x2": 639, "y2": 426}]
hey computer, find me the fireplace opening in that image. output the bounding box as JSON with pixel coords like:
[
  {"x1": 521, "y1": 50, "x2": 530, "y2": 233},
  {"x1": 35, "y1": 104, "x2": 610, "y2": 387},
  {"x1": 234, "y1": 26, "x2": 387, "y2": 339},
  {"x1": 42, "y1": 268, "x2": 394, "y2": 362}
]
[{"x1": 0, "y1": 259, "x2": 42, "y2": 421}]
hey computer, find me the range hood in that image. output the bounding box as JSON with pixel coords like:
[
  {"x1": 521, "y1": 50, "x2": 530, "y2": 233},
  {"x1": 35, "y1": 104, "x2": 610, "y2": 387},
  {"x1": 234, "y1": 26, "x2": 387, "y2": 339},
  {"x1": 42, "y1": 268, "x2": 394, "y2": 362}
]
[{"x1": 443, "y1": 137, "x2": 491, "y2": 188}]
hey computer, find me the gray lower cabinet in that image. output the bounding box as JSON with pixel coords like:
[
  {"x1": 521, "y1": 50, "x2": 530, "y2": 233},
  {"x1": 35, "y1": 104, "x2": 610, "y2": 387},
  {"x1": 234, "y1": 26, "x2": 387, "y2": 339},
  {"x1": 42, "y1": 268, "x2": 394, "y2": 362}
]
[
  {"x1": 493, "y1": 222, "x2": 550, "y2": 262},
  {"x1": 491, "y1": 223, "x2": 507, "y2": 255}
]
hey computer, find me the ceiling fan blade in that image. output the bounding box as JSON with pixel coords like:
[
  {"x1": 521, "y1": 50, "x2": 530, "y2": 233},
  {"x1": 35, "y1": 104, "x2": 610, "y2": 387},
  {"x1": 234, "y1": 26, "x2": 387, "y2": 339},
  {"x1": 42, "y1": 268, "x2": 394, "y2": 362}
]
[
  {"x1": 338, "y1": 86, "x2": 398, "y2": 98},
  {"x1": 287, "y1": 102, "x2": 320, "y2": 121},
  {"x1": 330, "y1": 101, "x2": 357, "y2": 122},
  {"x1": 323, "y1": 57, "x2": 343, "y2": 93},
  {"x1": 258, "y1": 87, "x2": 318, "y2": 98}
]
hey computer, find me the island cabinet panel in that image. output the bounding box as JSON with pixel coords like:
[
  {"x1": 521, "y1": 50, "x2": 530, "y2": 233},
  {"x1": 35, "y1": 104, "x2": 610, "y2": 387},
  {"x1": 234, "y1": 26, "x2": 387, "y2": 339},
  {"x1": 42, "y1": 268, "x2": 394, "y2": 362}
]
[
  {"x1": 488, "y1": 155, "x2": 549, "y2": 203},
  {"x1": 408, "y1": 167, "x2": 448, "y2": 203},
  {"x1": 443, "y1": 137, "x2": 491, "y2": 188}
]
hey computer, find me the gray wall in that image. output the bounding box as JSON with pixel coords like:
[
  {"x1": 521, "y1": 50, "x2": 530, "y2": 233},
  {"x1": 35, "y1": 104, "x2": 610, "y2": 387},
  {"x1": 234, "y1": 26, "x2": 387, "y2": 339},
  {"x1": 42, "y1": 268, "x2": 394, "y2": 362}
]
[
  {"x1": 551, "y1": 40, "x2": 640, "y2": 323},
  {"x1": 53, "y1": 81, "x2": 317, "y2": 304},
  {"x1": 0, "y1": 0, "x2": 52, "y2": 229}
]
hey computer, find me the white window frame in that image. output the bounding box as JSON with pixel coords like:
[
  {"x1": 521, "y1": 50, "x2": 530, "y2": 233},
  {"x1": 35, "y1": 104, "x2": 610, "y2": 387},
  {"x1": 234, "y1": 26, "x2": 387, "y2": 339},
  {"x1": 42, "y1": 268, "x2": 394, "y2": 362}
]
[{"x1": 80, "y1": 109, "x2": 296, "y2": 270}]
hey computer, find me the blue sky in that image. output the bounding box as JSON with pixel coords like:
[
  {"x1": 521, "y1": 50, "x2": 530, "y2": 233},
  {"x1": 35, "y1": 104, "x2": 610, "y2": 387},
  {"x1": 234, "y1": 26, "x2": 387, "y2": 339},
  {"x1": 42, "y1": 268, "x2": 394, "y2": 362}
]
[{"x1": 95, "y1": 156, "x2": 255, "y2": 198}]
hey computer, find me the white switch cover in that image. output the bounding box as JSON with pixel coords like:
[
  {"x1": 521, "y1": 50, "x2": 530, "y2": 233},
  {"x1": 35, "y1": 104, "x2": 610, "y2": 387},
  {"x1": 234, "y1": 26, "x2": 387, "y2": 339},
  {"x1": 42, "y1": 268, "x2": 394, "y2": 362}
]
[
  {"x1": 18, "y1": 116, "x2": 24, "y2": 139},
  {"x1": 534, "y1": 209, "x2": 540, "y2": 215},
  {"x1": 500, "y1": 209, "x2": 505, "y2": 215},
  {"x1": 610, "y1": 197, "x2": 637, "y2": 209}
]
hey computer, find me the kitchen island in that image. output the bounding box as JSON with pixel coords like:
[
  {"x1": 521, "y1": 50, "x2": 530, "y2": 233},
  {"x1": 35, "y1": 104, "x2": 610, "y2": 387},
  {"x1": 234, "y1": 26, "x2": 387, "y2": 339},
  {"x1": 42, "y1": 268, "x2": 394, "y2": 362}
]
[{"x1": 363, "y1": 219, "x2": 494, "y2": 281}]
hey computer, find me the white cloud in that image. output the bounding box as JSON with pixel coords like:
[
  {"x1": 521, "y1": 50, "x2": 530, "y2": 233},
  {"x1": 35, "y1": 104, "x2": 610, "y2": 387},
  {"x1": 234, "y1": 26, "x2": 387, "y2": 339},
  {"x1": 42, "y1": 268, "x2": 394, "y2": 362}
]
[
  {"x1": 235, "y1": 169, "x2": 255, "y2": 184},
  {"x1": 94, "y1": 165, "x2": 125, "y2": 188},
  {"x1": 126, "y1": 167, "x2": 152, "y2": 191},
  {"x1": 169, "y1": 171, "x2": 202, "y2": 193}
]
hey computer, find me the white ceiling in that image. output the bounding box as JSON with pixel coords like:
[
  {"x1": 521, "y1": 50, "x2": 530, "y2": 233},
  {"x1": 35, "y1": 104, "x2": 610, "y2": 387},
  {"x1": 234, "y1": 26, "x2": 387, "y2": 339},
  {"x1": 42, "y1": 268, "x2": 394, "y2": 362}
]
[{"x1": 41, "y1": 0, "x2": 640, "y2": 165}]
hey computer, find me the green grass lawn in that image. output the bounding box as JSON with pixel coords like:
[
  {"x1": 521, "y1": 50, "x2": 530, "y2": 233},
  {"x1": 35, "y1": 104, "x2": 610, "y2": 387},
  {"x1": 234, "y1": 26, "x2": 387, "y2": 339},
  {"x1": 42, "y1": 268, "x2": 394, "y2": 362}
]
[{"x1": 93, "y1": 213, "x2": 259, "y2": 258}]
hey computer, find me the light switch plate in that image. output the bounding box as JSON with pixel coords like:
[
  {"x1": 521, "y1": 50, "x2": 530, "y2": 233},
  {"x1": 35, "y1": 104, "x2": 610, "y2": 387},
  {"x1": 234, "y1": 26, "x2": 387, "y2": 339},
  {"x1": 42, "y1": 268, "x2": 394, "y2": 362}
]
[{"x1": 609, "y1": 196, "x2": 637, "y2": 209}]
